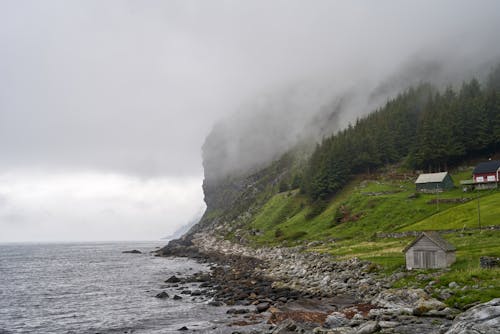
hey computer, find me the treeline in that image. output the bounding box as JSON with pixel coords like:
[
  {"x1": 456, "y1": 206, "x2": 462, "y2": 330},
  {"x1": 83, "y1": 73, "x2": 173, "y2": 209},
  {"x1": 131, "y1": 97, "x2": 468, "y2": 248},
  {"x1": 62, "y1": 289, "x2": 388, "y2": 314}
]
[{"x1": 302, "y1": 65, "x2": 500, "y2": 200}]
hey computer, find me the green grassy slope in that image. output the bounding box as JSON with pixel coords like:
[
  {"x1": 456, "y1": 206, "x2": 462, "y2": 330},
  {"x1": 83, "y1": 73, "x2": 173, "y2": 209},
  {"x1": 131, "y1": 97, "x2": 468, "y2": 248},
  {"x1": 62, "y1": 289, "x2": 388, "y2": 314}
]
[
  {"x1": 401, "y1": 191, "x2": 500, "y2": 231},
  {"x1": 248, "y1": 168, "x2": 500, "y2": 245},
  {"x1": 243, "y1": 167, "x2": 500, "y2": 308}
]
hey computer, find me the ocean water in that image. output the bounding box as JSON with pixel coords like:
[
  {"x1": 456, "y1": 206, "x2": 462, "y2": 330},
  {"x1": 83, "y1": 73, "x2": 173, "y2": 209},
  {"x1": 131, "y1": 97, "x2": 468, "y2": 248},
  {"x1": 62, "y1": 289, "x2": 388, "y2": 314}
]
[{"x1": 0, "y1": 242, "x2": 246, "y2": 334}]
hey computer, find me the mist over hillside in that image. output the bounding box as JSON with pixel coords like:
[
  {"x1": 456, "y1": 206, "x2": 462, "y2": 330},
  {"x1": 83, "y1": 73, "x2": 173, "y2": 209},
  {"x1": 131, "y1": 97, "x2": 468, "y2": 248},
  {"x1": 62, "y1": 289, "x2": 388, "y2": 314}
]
[{"x1": 202, "y1": 55, "x2": 500, "y2": 184}]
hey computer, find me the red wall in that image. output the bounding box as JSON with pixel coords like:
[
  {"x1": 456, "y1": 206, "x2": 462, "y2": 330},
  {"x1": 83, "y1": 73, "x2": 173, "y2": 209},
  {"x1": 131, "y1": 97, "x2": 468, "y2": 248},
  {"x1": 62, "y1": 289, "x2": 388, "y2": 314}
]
[{"x1": 474, "y1": 172, "x2": 498, "y2": 182}]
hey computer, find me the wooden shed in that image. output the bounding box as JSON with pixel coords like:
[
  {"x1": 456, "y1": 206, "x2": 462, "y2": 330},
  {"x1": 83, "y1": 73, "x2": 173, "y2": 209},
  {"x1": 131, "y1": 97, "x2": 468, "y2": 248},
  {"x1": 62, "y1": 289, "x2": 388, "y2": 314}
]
[
  {"x1": 403, "y1": 232, "x2": 456, "y2": 270},
  {"x1": 415, "y1": 172, "x2": 454, "y2": 193}
]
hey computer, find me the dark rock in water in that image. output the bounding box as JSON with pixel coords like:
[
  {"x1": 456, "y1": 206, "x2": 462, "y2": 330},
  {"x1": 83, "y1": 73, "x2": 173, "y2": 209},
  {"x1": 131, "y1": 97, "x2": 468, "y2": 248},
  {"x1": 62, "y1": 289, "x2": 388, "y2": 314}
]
[
  {"x1": 173, "y1": 295, "x2": 183, "y2": 300},
  {"x1": 181, "y1": 290, "x2": 192, "y2": 295},
  {"x1": 165, "y1": 275, "x2": 182, "y2": 283},
  {"x1": 155, "y1": 291, "x2": 169, "y2": 299},
  {"x1": 178, "y1": 326, "x2": 188, "y2": 331},
  {"x1": 256, "y1": 302, "x2": 270, "y2": 313},
  {"x1": 208, "y1": 301, "x2": 224, "y2": 307},
  {"x1": 190, "y1": 290, "x2": 202, "y2": 296},
  {"x1": 122, "y1": 249, "x2": 142, "y2": 254}
]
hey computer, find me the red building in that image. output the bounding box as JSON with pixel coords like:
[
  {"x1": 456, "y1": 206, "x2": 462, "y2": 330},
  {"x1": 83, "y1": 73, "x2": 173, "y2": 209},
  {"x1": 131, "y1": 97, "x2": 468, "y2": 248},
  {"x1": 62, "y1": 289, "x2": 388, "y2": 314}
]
[{"x1": 473, "y1": 160, "x2": 500, "y2": 189}]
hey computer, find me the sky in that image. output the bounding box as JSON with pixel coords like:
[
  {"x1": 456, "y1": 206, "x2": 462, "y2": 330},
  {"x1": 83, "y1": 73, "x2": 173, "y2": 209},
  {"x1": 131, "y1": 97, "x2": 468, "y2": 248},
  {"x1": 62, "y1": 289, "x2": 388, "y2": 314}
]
[{"x1": 1, "y1": 0, "x2": 500, "y2": 242}]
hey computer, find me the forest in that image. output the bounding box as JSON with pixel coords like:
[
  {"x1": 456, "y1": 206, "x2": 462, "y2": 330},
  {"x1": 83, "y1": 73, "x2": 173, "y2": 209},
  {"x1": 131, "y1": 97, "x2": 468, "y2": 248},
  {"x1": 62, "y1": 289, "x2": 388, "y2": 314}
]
[{"x1": 302, "y1": 65, "x2": 500, "y2": 200}]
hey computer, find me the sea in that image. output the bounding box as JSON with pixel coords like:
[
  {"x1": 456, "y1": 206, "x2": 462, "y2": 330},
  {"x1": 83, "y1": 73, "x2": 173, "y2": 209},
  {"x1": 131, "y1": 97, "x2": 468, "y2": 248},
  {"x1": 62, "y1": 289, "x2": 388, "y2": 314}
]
[{"x1": 0, "y1": 242, "x2": 256, "y2": 334}]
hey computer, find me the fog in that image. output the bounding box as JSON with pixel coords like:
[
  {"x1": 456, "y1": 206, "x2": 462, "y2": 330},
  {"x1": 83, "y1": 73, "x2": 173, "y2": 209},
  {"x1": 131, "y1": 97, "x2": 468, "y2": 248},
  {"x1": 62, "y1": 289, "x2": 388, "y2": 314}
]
[{"x1": 1, "y1": 0, "x2": 500, "y2": 241}]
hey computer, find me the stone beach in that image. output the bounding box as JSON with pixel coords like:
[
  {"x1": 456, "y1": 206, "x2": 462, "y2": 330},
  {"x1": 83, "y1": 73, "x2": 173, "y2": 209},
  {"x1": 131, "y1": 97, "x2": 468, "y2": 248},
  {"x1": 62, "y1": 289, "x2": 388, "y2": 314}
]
[{"x1": 157, "y1": 234, "x2": 499, "y2": 333}]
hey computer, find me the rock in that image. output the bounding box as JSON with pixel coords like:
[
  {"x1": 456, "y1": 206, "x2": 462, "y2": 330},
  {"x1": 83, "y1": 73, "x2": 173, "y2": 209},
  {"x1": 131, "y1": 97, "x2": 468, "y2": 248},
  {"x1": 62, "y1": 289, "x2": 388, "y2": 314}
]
[
  {"x1": 321, "y1": 327, "x2": 354, "y2": 334},
  {"x1": 270, "y1": 319, "x2": 300, "y2": 333},
  {"x1": 479, "y1": 256, "x2": 500, "y2": 269},
  {"x1": 165, "y1": 275, "x2": 182, "y2": 283},
  {"x1": 177, "y1": 326, "x2": 188, "y2": 331},
  {"x1": 373, "y1": 288, "x2": 425, "y2": 310},
  {"x1": 355, "y1": 321, "x2": 380, "y2": 334},
  {"x1": 190, "y1": 290, "x2": 202, "y2": 296},
  {"x1": 256, "y1": 302, "x2": 270, "y2": 313},
  {"x1": 378, "y1": 321, "x2": 399, "y2": 328},
  {"x1": 155, "y1": 291, "x2": 169, "y2": 299},
  {"x1": 445, "y1": 298, "x2": 500, "y2": 334},
  {"x1": 414, "y1": 298, "x2": 447, "y2": 315},
  {"x1": 448, "y1": 282, "x2": 459, "y2": 289},
  {"x1": 173, "y1": 295, "x2": 182, "y2": 300},
  {"x1": 226, "y1": 308, "x2": 250, "y2": 314},
  {"x1": 425, "y1": 307, "x2": 460, "y2": 319},
  {"x1": 324, "y1": 312, "x2": 349, "y2": 329},
  {"x1": 373, "y1": 288, "x2": 445, "y2": 315},
  {"x1": 122, "y1": 249, "x2": 141, "y2": 254},
  {"x1": 208, "y1": 301, "x2": 224, "y2": 307}
]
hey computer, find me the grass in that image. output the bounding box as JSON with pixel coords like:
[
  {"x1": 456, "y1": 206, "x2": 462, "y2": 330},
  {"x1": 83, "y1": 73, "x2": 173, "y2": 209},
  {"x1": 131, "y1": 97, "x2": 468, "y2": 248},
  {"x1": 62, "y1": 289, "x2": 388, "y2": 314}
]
[
  {"x1": 400, "y1": 190, "x2": 500, "y2": 231},
  {"x1": 249, "y1": 170, "x2": 491, "y2": 245}
]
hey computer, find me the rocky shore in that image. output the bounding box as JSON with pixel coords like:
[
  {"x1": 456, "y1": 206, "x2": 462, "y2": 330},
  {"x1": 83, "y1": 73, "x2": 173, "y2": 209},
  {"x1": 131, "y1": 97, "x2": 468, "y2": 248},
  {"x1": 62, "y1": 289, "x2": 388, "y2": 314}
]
[{"x1": 157, "y1": 234, "x2": 499, "y2": 334}]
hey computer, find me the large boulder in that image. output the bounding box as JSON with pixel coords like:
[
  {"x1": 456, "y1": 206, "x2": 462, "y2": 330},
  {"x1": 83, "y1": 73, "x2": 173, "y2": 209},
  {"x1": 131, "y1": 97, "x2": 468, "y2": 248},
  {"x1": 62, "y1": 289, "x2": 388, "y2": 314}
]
[
  {"x1": 445, "y1": 298, "x2": 500, "y2": 334},
  {"x1": 324, "y1": 312, "x2": 349, "y2": 328},
  {"x1": 372, "y1": 288, "x2": 446, "y2": 315},
  {"x1": 355, "y1": 321, "x2": 380, "y2": 334}
]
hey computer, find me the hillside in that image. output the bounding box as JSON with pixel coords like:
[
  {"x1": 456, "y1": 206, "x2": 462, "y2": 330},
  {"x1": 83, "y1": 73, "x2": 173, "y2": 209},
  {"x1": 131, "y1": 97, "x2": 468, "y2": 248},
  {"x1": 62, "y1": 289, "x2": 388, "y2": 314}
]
[
  {"x1": 189, "y1": 65, "x2": 500, "y2": 246},
  {"x1": 167, "y1": 66, "x2": 500, "y2": 310},
  {"x1": 229, "y1": 167, "x2": 500, "y2": 308}
]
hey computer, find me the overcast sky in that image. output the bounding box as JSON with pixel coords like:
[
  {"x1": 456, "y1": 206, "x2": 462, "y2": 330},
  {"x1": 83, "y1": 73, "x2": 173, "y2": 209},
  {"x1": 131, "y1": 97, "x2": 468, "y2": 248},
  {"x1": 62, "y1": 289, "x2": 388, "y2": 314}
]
[{"x1": 1, "y1": 0, "x2": 500, "y2": 242}]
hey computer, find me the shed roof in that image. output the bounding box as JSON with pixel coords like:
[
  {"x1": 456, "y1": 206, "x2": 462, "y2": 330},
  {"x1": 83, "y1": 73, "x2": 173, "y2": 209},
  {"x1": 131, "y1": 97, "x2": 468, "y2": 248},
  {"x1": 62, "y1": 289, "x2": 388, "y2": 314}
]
[
  {"x1": 473, "y1": 160, "x2": 500, "y2": 174},
  {"x1": 415, "y1": 172, "x2": 449, "y2": 184},
  {"x1": 403, "y1": 231, "x2": 456, "y2": 253}
]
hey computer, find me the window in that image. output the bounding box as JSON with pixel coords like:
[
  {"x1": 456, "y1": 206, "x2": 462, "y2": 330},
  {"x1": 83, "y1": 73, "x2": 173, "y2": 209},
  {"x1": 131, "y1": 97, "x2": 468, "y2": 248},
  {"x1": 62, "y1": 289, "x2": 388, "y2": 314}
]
[
  {"x1": 487, "y1": 175, "x2": 496, "y2": 182},
  {"x1": 476, "y1": 176, "x2": 484, "y2": 182}
]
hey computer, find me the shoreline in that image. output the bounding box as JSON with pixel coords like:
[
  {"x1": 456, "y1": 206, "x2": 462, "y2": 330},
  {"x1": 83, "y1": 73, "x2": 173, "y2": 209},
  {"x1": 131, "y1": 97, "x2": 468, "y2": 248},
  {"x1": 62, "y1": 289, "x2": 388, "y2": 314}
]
[{"x1": 155, "y1": 234, "x2": 493, "y2": 334}]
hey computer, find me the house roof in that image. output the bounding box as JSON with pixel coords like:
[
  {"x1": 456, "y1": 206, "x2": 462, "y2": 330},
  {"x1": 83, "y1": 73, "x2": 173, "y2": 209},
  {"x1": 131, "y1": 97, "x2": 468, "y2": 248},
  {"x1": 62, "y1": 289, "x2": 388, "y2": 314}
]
[
  {"x1": 473, "y1": 160, "x2": 500, "y2": 174},
  {"x1": 403, "y1": 231, "x2": 456, "y2": 253},
  {"x1": 415, "y1": 172, "x2": 449, "y2": 184}
]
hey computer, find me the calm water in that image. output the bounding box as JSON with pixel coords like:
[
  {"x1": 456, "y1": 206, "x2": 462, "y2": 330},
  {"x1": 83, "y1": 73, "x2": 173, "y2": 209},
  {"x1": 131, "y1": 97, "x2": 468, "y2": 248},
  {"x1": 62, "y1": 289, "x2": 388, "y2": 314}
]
[{"x1": 0, "y1": 242, "x2": 251, "y2": 334}]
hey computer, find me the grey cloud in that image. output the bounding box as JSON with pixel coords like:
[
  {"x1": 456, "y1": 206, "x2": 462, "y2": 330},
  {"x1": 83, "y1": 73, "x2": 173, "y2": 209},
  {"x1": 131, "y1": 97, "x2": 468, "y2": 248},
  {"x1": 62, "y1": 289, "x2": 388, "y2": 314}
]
[{"x1": 1, "y1": 0, "x2": 500, "y2": 179}]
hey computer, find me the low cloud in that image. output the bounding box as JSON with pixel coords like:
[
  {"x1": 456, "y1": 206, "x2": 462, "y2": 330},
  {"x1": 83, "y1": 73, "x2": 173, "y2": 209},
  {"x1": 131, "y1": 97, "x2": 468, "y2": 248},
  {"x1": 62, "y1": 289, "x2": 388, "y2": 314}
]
[{"x1": 0, "y1": 171, "x2": 204, "y2": 242}]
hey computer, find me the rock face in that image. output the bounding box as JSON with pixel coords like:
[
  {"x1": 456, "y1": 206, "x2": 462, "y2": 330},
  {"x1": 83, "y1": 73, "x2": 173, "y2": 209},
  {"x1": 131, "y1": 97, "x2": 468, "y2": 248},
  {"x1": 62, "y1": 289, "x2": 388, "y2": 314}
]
[{"x1": 445, "y1": 298, "x2": 500, "y2": 334}]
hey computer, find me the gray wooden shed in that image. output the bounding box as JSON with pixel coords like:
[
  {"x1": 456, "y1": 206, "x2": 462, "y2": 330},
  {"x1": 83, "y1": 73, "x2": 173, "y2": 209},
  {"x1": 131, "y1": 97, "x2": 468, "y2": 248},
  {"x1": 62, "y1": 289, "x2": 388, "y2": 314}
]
[
  {"x1": 415, "y1": 172, "x2": 454, "y2": 193},
  {"x1": 403, "y1": 232, "x2": 456, "y2": 270}
]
